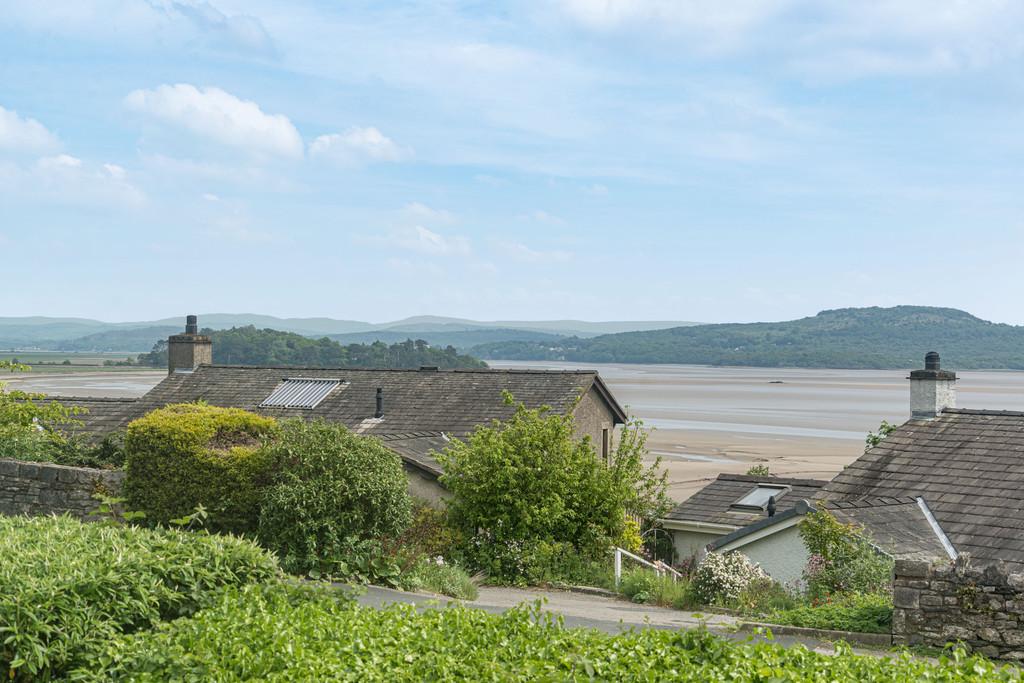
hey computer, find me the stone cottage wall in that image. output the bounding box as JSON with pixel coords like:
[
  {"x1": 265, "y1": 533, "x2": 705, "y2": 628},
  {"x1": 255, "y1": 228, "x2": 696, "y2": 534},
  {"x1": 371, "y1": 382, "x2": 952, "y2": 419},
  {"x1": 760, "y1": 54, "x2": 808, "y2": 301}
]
[
  {"x1": 0, "y1": 457, "x2": 124, "y2": 518},
  {"x1": 893, "y1": 556, "x2": 1024, "y2": 660}
]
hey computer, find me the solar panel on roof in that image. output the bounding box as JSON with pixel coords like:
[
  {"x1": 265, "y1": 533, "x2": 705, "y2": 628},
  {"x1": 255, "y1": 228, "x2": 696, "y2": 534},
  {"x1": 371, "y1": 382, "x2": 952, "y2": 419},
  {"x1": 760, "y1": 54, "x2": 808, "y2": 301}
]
[{"x1": 260, "y1": 378, "x2": 343, "y2": 409}]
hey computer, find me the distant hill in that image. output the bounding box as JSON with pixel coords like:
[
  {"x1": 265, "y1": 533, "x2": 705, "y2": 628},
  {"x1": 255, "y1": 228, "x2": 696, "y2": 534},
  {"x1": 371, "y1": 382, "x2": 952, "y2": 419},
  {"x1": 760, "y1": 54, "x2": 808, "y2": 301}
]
[
  {"x1": 328, "y1": 326, "x2": 566, "y2": 350},
  {"x1": 469, "y1": 306, "x2": 1024, "y2": 370},
  {"x1": 37, "y1": 326, "x2": 179, "y2": 352},
  {"x1": 138, "y1": 326, "x2": 486, "y2": 369},
  {"x1": 1, "y1": 314, "x2": 694, "y2": 350}
]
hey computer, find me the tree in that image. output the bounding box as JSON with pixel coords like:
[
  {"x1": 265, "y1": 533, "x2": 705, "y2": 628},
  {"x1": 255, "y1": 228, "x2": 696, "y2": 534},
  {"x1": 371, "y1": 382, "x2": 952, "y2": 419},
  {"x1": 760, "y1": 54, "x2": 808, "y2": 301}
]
[{"x1": 438, "y1": 392, "x2": 667, "y2": 582}]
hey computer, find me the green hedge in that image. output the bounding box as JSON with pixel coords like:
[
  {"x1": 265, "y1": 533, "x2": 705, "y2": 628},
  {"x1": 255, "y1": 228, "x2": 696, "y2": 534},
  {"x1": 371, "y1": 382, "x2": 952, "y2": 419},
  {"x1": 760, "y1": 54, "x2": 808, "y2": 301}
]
[
  {"x1": 0, "y1": 515, "x2": 278, "y2": 680},
  {"x1": 124, "y1": 403, "x2": 278, "y2": 533},
  {"x1": 257, "y1": 419, "x2": 412, "y2": 575},
  {"x1": 78, "y1": 584, "x2": 1015, "y2": 681}
]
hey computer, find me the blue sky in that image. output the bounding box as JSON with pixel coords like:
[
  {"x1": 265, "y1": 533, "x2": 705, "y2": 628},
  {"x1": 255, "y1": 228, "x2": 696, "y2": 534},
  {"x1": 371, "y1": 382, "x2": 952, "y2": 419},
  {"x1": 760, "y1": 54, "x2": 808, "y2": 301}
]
[{"x1": 2, "y1": 1, "x2": 1023, "y2": 324}]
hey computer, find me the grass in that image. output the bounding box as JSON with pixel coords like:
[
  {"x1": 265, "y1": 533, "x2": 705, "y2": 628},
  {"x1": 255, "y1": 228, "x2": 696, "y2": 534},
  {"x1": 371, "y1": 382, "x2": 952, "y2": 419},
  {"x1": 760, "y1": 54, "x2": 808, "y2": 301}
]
[
  {"x1": 400, "y1": 557, "x2": 479, "y2": 600},
  {"x1": 616, "y1": 567, "x2": 697, "y2": 609}
]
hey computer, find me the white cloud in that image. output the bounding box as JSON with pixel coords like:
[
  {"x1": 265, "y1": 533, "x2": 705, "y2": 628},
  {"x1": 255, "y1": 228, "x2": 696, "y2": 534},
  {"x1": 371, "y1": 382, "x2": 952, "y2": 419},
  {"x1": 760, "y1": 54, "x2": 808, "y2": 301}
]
[
  {"x1": 402, "y1": 202, "x2": 455, "y2": 224},
  {"x1": 1, "y1": 1, "x2": 275, "y2": 57},
  {"x1": 309, "y1": 127, "x2": 410, "y2": 165},
  {"x1": 556, "y1": 0, "x2": 1024, "y2": 75},
  {"x1": 557, "y1": 0, "x2": 791, "y2": 51},
  {"x1": 0, "y1": 105, "x2": 60, "y2": 153},
  {"x1": 124, "y1": 84, "x2": 303, "y2": 158},
  {"x1": 0, "y1": 154, "x2": 144, "y2": 207},
  {"x1": 392, "y1": 225, "x2": 470, "y2": 255},
  {"x1": 499, "y1": 241, "x2": 572, "y2": 263},
  {"x1": 522, "y1": 210, "x2": 567, "y2": 226}
]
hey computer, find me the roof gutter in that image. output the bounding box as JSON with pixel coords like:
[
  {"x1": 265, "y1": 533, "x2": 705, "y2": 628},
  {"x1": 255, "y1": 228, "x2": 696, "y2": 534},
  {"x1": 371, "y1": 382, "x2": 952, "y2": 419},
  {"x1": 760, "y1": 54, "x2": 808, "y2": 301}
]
[{"x1": 658, "y1": 519, "x2": 740, "y2": 534}]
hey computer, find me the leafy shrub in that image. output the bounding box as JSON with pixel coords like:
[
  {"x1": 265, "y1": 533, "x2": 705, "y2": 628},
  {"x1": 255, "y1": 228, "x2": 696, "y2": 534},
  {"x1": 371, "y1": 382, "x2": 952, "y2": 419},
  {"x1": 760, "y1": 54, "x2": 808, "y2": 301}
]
[
  {"x1": 79, "y1": 585, "x2": 1016, "y2": 681},
  {"x1": 734, "y1": 578, "x2": 799, "y2": 615},
  {"x1": 400, "y1": 556, "x2": 478, "y2": 600},
  {"x1": 124, "y1": 403, "x2": 278, "y2": 533},
  {"x1": 439, "y1": 395, "x2": 667, "y2": 583},
  {"x1": 0, "y1": 515, "x2": 278, "y2": 681},
  {"x1": 5, "y1": 431, "x2": 127, "y2": 469},
  {"x1": 692, "y1": 552, "x2": 769, "y2": 605},
  {"x1": 619, "y1": 568, "x2": 691, "y2": 607},
  {"x1": 257, "y1": 419, "x2": 412, "y2": 576},
  {"x1": 800, "y1": 510, "x2": 894, "y2": 600},
  {"x1": 393, "y1": 502, "x2": 463, "y2": 561},
  {"x1": 767, "y1": 593, "x2": 894, "y2": 634}
]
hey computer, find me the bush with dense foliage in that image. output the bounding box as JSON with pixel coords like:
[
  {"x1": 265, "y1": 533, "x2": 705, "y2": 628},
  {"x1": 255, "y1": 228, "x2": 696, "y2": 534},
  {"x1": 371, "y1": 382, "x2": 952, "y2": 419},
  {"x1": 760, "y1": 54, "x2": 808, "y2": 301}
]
[
  {"x1": 0, "y1": 515, "x2": 278, "y2": 681},
  {"x1": 123, "y1": 403, "x2": 278, "y2": 533},
  {"x1": 691, "y1": 551, "x2": 770, "y2": 605},
  {"x1": 257, "y1": 419, "x2": 412, "y2": 576},
  {"x1": 76, "y1": 584, "x2": 1017, "y2": 681},
  {"x1": 439, "y1": 394, "x2": 667, "y2": 584},
  {"x1": 800, "y1": 510, "x2": 894, "y2": 600},
  {"x1": 767, "y1": 592, "x2": 894, "y2": 634}
]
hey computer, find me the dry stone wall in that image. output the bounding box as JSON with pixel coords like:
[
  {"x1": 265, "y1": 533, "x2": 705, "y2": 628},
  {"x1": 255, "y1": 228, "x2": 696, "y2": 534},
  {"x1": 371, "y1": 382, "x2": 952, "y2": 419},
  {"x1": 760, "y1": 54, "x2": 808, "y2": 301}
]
[
  {"x1": 0, "y1": 457, "x2": 123, "y2": 518},
  {"x1": 893, "y1": 556, "x2": 1024, "y2": 660}
]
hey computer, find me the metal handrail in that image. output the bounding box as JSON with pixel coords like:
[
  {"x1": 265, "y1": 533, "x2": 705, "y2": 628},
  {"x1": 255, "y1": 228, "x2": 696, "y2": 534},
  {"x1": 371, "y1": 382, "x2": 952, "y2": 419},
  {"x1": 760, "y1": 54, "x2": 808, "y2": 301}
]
[{"x1": 613, "y1": 547, "x2": 683, "y2": 587}]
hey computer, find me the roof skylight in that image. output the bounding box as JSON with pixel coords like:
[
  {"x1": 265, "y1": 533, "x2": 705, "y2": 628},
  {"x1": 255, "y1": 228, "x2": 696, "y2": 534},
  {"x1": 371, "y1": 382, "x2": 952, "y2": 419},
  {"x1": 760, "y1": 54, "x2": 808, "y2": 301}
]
[
  {"x1": 730, "y1": 484, "x2": 790, "y2": 511},
  {"x1": 260, "y1": 378, "x2": 343, "y2": 409}
]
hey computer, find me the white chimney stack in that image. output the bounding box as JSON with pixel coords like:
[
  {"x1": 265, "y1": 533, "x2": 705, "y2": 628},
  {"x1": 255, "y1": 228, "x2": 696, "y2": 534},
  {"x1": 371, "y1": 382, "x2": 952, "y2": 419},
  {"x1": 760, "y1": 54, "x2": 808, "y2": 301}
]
[{"x1": 909, "y1": 351, "x2": 956, "y2": 419}]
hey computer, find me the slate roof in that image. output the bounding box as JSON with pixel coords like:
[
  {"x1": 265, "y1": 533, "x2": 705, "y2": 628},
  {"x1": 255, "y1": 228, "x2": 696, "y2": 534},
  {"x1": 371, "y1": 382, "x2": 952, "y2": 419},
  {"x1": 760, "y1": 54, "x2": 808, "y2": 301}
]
[
  {"x1": 825, "y1": 498, "x2": 955, "y2": 561},
  {"x1": 818, "y1": 408, "x2": 1024, "y2": 568},
  {"x1": 662, "y1": 473, "x2": 828, "y2": 528},
  {"x1": 40, "y1": 397, "x2": 140, "y2": 442},
  {"x1": 708, "y1": 496, "x2": 955, "y2": 562},
  {"x1": 56, "y1": 365, "x2": 625, "y2": 478}
]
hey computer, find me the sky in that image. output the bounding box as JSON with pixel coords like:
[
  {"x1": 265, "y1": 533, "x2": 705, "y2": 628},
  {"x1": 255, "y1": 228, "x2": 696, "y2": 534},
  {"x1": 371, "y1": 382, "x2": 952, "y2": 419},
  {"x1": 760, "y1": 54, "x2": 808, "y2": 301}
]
[{"x1": 2, "y1": 1, "x2": 1024, "y2": 325}]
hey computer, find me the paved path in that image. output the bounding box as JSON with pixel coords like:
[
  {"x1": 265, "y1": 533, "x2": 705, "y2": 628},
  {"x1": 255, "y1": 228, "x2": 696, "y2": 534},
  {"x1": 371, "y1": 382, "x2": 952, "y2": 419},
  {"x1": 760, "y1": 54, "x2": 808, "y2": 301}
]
[{"x1": 356, "y1": 585, "x2": 883, "y2": 656}]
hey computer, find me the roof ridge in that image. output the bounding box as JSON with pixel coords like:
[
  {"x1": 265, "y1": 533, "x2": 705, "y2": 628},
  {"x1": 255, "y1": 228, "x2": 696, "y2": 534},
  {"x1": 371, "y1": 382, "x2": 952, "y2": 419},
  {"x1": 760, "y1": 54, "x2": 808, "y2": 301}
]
[
  {"x1": 716, "y1": 472, "x2": 829, "y2": 486},
  {"x1": 824, "y1": 496, "x2": 919, "y2": 510},
  {"x1": 942, "y1": 408, "x2": 1024, "y2": 417},
  {"x1": 40, "y1": 396, "x2": 139, "y2": 403}
]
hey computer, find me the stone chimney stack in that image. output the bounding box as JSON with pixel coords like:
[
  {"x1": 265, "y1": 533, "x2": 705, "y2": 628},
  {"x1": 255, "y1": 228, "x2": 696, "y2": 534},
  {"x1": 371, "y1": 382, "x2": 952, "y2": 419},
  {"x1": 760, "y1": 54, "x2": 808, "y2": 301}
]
[
  {"x1": 909, "y1": 351, "x2": 956, "y2": 419},
  {"x1": 167, "y1": 314, "x2": 212, "y2": 374}
]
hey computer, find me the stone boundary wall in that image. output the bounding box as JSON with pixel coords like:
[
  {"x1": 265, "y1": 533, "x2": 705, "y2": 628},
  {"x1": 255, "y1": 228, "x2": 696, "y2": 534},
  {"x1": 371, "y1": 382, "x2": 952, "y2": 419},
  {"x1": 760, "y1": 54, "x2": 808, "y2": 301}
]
[
  {"x1": 0, "y1": 457, "x2": 124, "y2": 518},
  {"x1": 893, "y1": 556, "x2": 1024, "y2": 660}
]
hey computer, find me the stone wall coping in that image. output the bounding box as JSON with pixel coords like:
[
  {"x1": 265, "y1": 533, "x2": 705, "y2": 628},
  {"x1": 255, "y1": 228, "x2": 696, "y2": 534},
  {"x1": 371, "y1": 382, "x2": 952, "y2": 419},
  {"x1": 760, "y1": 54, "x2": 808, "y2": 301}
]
[{"x1": 0, "y1": 456, "x2": 122, "y2": 477}]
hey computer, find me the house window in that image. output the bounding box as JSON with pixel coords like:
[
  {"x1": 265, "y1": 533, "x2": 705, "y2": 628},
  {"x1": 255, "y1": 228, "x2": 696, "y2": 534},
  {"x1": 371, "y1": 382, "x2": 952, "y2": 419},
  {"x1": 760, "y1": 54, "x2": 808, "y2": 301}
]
[
  {"x1": 601, "y1": 428, "x2": 610, "y2": 463},
  {"x1": 260, "y1": 378, "x2": 343, "y2": 409},
  {"x1": 729, "y1": 484, "x2": 790, "y2": 512}
]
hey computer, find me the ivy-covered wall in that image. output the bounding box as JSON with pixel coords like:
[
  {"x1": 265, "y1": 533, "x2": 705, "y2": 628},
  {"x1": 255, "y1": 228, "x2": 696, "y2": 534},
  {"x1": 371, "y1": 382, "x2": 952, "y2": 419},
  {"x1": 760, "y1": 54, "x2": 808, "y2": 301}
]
[
  {"x1": 893, "y1": 556, "x2": 1024, "y2": 660},
  {"x1": 0, "y1": 458, "x2": 123, "y2": 518}
]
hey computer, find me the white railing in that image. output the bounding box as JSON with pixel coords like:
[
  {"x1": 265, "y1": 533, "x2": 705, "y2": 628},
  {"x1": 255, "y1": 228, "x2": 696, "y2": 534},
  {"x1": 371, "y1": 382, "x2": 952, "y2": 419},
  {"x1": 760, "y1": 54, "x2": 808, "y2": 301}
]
[{"x1": 613, "y1": 547, "x2": 683, "y2": 588}]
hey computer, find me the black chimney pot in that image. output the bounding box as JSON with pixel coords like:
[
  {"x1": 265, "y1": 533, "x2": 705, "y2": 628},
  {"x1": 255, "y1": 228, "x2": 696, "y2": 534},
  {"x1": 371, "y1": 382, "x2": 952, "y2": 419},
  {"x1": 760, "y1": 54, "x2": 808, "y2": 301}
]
[
  {"x1": 185, "y1": 315, "x2": 198, "y2": 335},
  {"x1": 767, "y1": 495, "x2": 777, "y2": 518},
  {"x1": 925, "y1": 351, "x2": 940, "y2": 371},
  {"x1": 375, "y1": 387, "x2": 384, "y2": 418}
]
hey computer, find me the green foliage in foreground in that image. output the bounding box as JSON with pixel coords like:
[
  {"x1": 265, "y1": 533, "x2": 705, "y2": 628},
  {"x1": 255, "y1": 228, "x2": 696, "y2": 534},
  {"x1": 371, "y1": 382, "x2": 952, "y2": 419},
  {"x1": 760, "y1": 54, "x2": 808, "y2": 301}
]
[
  {"x1": 0, "y1": 515, "x2": 279, "y2": 681},
  {"x1": 81, "y1": 584, "x2": 1018, "y2": 682},
  {"x1": 137, "y1": 326, "x2": 487, "y2": 369},
  {"x1": 767, "y1": 593, "x2": 894, "y2": 635}
]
